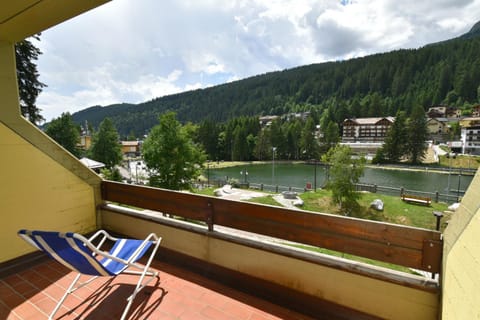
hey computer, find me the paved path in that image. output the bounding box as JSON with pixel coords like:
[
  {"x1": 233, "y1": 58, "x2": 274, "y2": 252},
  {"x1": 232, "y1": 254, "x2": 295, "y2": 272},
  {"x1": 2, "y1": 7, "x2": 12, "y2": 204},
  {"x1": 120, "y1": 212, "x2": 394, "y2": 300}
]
[
  {"x1": 214, "y1": 185, "x2": 304, "y2": 210},
  {"x1": 272, "y1": 194, "x2": 303, "y2": 210},
  {"x1": 214, "y1": 185, "x2": 268, "y2": 201}
]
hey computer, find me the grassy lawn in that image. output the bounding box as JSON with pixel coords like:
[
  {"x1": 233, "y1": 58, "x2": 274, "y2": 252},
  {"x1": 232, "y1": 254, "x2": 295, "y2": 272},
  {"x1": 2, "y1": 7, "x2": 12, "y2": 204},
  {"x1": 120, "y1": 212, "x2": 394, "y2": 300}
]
[
  {"x1": 192, "y1": 187, "x2": 217, "y2": 196},
  {"x1": 195, "y1": 186, "x2": 450, "y2": 231},
  {"x1": 247, "y1": 194, "x2": 280, "y2": 206},
  {"x1": 192, "y1": 186, "x2": 450, "y2": 273},
  {"x1": 438, "y1": 154, "x2": 480, "y2": 169},
  {"x1": 300, "y1": 189, "x2": 450, "y2": 231}
]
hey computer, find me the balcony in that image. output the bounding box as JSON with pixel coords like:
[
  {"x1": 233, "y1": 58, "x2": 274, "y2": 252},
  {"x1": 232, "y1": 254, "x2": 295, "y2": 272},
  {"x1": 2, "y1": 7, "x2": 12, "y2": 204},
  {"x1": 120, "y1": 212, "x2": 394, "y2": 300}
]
[
  {"x1": 1, "y1": 180, "x2": 444, "y2": 319},
  {"x1": 2, "y1": 2, "x2": 480, "y2": 319}
]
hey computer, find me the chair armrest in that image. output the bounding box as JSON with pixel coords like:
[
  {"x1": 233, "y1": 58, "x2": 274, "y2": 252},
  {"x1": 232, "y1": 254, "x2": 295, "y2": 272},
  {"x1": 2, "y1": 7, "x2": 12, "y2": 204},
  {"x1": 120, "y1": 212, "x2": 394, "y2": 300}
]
[{"x1": 88, "y1": 230, "x2": 120, "y2": 251}]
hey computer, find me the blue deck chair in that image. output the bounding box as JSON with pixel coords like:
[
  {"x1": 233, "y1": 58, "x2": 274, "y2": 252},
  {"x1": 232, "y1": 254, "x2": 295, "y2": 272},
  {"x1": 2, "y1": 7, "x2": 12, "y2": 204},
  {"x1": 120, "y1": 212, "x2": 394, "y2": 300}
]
[{"x1": 18, "y1": 229, "x2": 162, "y2": 320}]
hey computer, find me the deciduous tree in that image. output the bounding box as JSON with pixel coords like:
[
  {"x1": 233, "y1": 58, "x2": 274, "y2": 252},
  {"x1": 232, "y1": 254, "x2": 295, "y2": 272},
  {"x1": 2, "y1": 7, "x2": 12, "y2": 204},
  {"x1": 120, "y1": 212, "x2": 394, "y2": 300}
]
[
  {"x1": 143, "y1": 112, "x2": 206, "y2": 190},
  {"x1": 322, "y1": 145, "x2": 365, "y2": 213},
  {"x1": 45, "y1": 112, "x2": 80, "y2": 157}
]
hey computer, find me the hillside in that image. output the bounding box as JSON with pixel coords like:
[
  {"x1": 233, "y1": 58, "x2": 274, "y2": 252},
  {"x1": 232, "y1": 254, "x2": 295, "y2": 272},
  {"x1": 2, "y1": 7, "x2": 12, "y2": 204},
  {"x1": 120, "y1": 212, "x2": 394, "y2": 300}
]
[
  {"x1": 71, "y1": 22, "x2": 480, "y2": 137},
  {"x1": 459, "y1": 20, "x2": 480, "y2": 39}
]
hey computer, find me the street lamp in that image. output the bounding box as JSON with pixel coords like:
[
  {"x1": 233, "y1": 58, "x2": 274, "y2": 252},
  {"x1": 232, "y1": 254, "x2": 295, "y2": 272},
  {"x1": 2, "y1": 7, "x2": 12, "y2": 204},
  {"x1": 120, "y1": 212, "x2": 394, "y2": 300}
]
[
  {"x1": 324, "y1": 161, "x2": 330, "y2": 187},
  {"x1": 272, "y1": 147, "x2": 277, "y2": 186},
  {"x1": 446, "y1": 155, "x2": 452, "y2": 196},
  {"x1": 240, "y1": 168, "x2": 248, "y2": 183},
  {"x1": 207, "y1": 160, "x2": 210, "y2": 187},
  {"x1": 457, "y1": 173, "x2": 461, "y2": 202}
]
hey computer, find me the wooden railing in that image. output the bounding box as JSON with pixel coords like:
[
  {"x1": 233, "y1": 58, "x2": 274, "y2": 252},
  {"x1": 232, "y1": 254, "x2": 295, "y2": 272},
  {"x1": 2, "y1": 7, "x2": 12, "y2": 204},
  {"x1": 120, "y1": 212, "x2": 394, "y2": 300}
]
[{"x1": 101, "y1": 181, "x2": 443, "y2": 273}]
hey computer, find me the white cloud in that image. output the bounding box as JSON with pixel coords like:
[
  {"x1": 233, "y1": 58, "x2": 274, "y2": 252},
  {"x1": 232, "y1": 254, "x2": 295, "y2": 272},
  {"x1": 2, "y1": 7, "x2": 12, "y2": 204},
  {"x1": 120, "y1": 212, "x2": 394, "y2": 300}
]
[
  {"x1": 35, "y1": 0, "x2": 480, "y2": 121},
  {"x1": 131, "y1": 70, "x2": 185, "y2": 99}
]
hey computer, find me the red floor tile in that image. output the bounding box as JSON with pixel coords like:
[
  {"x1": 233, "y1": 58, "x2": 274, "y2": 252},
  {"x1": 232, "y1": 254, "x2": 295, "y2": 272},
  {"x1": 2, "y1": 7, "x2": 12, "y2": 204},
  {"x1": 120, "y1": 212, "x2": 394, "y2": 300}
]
[{"x1": 1, "y1": 259, "x2": 315, "y2": 320}]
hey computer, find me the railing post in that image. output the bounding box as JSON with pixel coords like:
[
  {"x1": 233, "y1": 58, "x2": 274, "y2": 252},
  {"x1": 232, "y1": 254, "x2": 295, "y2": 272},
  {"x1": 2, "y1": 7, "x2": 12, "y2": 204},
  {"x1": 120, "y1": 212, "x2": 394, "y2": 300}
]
[
  {"x1": 276, "y1": 185, "x2": 279, "y2": 193},
  {"x1": 400, "y1": 187, "x2": 404, "y2": 196},
  {"x1": 374, "y1": 184, "x2": 377, "y2": 193},
  {"x1": 206, "y1": 201, "x2": 214, "y2": 232},
  {"x1": 435, "y1": 191, "x2": 439, "y2": 203},
  {"x1": 260, "y1": 183, "x2": 263, "y2": 191}
]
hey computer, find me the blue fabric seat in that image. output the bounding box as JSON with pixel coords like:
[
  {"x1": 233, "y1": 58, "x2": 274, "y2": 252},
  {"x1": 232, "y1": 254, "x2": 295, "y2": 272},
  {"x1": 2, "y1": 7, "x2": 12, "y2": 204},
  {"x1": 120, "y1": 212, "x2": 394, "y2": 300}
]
[{"x1": 18, "y1": 229, "x2": 162, "y2": 320}]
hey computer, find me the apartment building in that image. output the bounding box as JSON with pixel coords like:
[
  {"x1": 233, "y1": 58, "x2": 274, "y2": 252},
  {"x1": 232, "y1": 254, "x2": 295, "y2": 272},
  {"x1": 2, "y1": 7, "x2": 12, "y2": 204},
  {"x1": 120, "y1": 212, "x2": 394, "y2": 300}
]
[{"x1": 342, "y1": 117, "x2": 395, "y2": 142}]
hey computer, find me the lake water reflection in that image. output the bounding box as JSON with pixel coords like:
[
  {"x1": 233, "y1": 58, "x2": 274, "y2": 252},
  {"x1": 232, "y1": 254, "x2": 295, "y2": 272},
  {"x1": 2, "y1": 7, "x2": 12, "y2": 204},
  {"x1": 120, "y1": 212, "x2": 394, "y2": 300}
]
[{"x1": 208, "y1": 163, "x2": 473, "y2": 195}]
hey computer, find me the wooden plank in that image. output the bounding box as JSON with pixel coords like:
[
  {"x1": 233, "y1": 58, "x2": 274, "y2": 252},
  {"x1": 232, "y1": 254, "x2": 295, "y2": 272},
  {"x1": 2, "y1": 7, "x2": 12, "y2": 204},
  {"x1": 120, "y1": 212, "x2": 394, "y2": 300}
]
[
  {"x1": 101, "y1": 181, "x2": 442, "y2": 271},
  {"x1": 101, "y1": 181, "x2": 210, "y2": 221},
  {"x1": 208, "y1": 199, "x2": 438, "y2": 270},
  {"x1": 209, "y1": 198, "x2": 440, "y2": 247},
  {"x1": 422, "y1": 240, "x2": 443, "y2": 272}
]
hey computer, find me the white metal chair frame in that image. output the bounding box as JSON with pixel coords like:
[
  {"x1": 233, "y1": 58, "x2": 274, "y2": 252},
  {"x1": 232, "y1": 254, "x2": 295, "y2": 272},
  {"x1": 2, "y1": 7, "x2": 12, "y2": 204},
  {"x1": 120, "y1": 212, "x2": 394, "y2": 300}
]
[{"x1": 19, "y1": 230, "x2": 162, "y2": 320}]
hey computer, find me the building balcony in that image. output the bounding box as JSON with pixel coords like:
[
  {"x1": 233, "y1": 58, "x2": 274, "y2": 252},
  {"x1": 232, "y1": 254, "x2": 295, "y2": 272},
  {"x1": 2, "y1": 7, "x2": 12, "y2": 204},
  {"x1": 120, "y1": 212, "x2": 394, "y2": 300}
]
[
  {"x1": 2, "y1": 2, "x2": 480, "y2": 319},
  {"x1": 2, "y1": 181, "x2": 444, "y2": 319}
]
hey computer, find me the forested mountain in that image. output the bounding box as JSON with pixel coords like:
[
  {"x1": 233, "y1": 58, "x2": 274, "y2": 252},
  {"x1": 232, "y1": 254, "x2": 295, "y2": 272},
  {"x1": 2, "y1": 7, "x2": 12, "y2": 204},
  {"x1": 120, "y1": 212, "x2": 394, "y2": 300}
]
[
  {"x1": 72, "y1": 22, "x2": 480, "y2": 137},
  {"x1": 459, "y1": 20, "x2": 480, "y2": 40}
]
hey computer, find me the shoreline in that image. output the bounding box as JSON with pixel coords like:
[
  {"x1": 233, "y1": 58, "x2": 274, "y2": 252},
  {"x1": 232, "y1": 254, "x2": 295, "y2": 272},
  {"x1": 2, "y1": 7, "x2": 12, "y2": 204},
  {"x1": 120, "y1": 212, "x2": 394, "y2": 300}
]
[{"x1": 206, "y1": 160, "x2": 477, "y2": 176}]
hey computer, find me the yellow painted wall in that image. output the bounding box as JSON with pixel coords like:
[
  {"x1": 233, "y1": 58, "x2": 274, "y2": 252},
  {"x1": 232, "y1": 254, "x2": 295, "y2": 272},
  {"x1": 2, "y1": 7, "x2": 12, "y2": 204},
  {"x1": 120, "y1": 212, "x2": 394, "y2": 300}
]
[
  {"x1": 102, "y1": 209, "x2": 439, "y2": 320},
  {"x1": 0, "y1": 40, "x2": 101, "y2": 263},
  {"x1": 442, "y1": 169, "x2": 480, "y2": 319},
  {"x1": 0, "y1": 123, "x2": 98, "y2": 262}
]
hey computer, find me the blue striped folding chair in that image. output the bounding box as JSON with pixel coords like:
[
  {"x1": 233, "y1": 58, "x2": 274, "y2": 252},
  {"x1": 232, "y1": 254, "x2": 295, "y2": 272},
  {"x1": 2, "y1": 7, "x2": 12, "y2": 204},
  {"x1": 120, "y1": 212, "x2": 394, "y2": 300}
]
[{"x1": 18, "y1": 229, "x2": 162, "y2": 320}]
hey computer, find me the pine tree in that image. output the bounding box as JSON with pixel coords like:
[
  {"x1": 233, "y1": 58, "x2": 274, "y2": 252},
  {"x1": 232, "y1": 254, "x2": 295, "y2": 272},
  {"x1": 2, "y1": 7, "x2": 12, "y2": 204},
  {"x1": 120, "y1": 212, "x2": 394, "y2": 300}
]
[
  {"x1": 383, "y1": 111, "x2": 407, "y2": 163},
  {"x1": 269, "y1": 119, "x2": 285, "y2": 158},
  {"x1": 232, "y1": 125, "x2": 248, "y2": 161},
  {"x1": 197, "y1": 120, "x2": 220, "y2": 160},
  {"x1": 285, "y1": 120, "x2": 302, "y2": 160},
  {"x1": 300, "y1": 117, "x2": 319, "y2": 160},
  {"x1": 15, "y1": 35, "x2": 46, "y2": 124},
  {"x1": 323, "y1": 121, "x2": 340, "y2": 152},
  {"x1": 405, "y1": 105, "x2": 428, "y2": 164},
  {"x1": 89, "y1": 118, "x2": 123, "y2": 169},
  {"x1": 253, "y1": 128, "x2": 271, "y2": 161}
]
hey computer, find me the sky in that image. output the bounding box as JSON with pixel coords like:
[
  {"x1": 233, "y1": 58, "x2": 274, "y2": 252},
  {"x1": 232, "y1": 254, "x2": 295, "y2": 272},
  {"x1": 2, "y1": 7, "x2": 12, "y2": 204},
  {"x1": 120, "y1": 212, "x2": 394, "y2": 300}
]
[{"x1": 33, "y1": 0, "x2": 480, "y2": 122}]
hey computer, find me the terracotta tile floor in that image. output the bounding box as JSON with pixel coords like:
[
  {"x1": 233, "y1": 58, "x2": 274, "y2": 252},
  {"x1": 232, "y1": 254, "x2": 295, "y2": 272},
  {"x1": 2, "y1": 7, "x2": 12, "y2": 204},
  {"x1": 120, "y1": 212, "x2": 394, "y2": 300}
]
[{"x1": 0, "y1": 258, "x2": 314, "y2": 320}]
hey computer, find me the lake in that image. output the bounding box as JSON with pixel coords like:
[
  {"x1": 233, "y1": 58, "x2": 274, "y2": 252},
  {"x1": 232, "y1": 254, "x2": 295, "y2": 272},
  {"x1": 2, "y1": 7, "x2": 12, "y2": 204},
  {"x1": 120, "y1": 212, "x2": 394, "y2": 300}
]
[{"x1": 206, "y1": 163, "x2": 473, "y2": 195}]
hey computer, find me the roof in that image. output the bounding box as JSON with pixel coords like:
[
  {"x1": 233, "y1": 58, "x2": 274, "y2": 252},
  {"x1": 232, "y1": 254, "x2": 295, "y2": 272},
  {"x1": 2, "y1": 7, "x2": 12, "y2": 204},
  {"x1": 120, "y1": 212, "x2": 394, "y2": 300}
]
[
  {"x1": 427, "y1": 118, "x2": 449, "y2": 123},
  {"x1": 79, "y1": 157, "x2": 105, "y2": 169},
  {"x1": 0, "y1": 1, "x2": 110, "y2": 42},
  {"x1": 461, "y1": 117, "x2": 480, "y2": 121},
  {"x1": 428, "y1": 106, "x2": 447, "y2": 111},
  {"x1": 344, "y1": 117, "x2": 395, "y2": 125},
  {"x1": 121, "y1": 141, "x2": 140, "y2": 146}
]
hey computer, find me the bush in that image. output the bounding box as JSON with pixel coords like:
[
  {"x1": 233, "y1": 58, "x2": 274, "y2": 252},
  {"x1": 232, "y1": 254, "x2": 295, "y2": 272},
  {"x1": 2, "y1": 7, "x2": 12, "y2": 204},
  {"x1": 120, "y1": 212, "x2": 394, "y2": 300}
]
[{"x1": 100, "y1": 167, "x2": 123, "y2": 182}]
